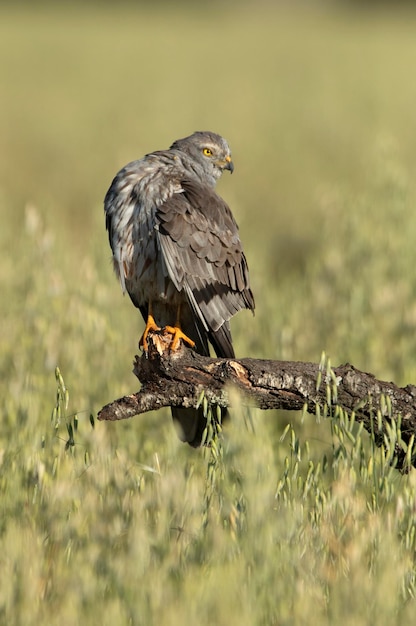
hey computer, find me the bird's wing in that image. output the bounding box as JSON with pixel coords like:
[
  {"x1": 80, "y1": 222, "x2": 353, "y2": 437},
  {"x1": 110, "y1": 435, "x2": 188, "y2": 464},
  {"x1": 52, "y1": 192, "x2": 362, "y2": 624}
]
[{"x1": 156, "y1": 178, "x2": 255, "y2": 355}]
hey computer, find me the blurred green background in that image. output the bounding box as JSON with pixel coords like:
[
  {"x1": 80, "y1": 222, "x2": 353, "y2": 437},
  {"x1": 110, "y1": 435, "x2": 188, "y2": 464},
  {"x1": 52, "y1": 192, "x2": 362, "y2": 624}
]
[{"x1": 2, "y1": 2, "x2": 416, "y2": 624}]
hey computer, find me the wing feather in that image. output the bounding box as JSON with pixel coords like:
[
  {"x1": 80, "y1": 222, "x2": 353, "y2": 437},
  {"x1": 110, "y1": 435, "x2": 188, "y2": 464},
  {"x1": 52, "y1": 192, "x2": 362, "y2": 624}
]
[{"x1": 156, "y1": 178, "x2": 254, "y2": 335}]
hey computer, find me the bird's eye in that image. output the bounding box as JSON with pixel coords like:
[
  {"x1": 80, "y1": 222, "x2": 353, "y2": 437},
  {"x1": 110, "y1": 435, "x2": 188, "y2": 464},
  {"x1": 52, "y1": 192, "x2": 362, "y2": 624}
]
[{"x1": 203, "y1": 147, "x2": 213, "y2": 157}]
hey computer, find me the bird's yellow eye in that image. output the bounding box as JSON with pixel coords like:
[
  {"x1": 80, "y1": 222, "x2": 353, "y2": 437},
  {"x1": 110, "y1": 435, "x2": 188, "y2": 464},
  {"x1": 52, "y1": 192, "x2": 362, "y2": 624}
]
[{"x1": 203, "y1": 147, "x2": 213, "y2": 157}]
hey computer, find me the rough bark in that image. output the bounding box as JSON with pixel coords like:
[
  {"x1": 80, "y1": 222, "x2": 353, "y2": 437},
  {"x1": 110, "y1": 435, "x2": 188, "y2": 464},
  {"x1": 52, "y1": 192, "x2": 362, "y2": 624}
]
[{"x1": 98, "y1": 332, "x2": 416, "y2": 470}]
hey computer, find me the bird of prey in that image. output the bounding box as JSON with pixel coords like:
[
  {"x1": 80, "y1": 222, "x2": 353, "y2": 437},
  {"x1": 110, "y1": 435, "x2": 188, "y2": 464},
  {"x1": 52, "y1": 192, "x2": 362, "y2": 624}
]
[{"x1": 104, "y1": 131, "x2": 255, "y2": 446}]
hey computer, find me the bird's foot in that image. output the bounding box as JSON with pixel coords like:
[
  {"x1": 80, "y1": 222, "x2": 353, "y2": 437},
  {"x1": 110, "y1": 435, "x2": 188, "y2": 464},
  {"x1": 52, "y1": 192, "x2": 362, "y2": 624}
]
[
  {"x1": 163, "y1": 325, "x2": 196, "y2": 352},
  {"x1": 139, "y1": 314, "x2": 161, "y2": 354}
]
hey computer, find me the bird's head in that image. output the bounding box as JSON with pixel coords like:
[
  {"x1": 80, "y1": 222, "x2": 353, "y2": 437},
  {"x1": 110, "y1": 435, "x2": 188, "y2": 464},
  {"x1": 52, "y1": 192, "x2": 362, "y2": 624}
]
[{"x1": 170, "y1": 131, "x2": 234, "y2": 184}]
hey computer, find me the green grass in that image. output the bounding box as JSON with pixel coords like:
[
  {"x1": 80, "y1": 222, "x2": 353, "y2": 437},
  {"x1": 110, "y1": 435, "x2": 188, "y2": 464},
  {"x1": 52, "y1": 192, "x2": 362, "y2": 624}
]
[{"x1": 2, "y1": 3, "x2": 416, "y2": 624}]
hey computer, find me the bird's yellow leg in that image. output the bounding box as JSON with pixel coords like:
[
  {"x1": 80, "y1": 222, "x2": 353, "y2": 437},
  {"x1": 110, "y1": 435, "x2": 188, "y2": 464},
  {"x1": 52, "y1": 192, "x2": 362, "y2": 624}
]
[
  {"x1": 139, "y1": 303, "x2": 161, "y2": 353},
  {"x1": 164, "y1": 305, "x2": 195, "y2": 351}
]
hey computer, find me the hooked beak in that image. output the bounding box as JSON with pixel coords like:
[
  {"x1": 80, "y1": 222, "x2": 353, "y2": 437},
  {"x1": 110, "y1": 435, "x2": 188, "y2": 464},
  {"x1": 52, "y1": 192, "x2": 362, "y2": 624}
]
[{"x1": 224, "y1": 155, "x2": 234, "y2": 174}]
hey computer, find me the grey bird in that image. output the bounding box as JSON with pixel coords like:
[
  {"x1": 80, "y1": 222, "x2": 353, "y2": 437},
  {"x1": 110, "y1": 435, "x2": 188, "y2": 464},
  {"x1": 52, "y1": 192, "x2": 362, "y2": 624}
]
[{"x1": 104, "y1": 131, "x2": 255, "y2": 446}]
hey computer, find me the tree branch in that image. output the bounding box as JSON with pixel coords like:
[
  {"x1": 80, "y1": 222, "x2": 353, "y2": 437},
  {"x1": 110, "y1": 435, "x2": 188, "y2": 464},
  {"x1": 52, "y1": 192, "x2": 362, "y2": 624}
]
[{"x1": 98, "y1": 332, "x2": 416, "y2": 470}]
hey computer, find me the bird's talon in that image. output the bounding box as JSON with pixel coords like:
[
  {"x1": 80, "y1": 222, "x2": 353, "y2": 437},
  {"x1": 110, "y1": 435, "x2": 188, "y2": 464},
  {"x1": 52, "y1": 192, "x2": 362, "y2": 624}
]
[
  {"x1": 163, "y1": 325, "x2": 196, "y2": 351},
  {"x1": 139, "y1": 314, "x2": 161, "y2": 354}
]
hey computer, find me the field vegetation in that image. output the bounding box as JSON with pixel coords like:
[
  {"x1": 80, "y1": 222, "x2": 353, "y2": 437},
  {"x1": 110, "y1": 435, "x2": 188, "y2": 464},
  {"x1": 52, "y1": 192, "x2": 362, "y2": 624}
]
[{"x1": 2, "y1": 3, "x2": 416, "y2": 624}]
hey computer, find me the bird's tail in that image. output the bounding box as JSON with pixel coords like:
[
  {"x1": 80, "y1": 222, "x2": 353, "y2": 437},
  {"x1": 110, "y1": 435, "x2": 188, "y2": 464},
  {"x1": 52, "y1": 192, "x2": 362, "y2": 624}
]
[
  {"x1": 171, "y1": 407, "x2": 208, "y2": 447},
  {"x1": 171, "y1": 405, "x2": 228, "y2": 447},
  {"x1": 170, "y1": 318, "x2": 232, "y2": 447}
]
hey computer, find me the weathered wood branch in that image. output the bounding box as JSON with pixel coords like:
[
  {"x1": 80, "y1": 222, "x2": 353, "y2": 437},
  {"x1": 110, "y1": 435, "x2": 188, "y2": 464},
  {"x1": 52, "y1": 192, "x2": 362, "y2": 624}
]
[{"x1": 98, "y1": 332, "x2": 416, "y2": 470}]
